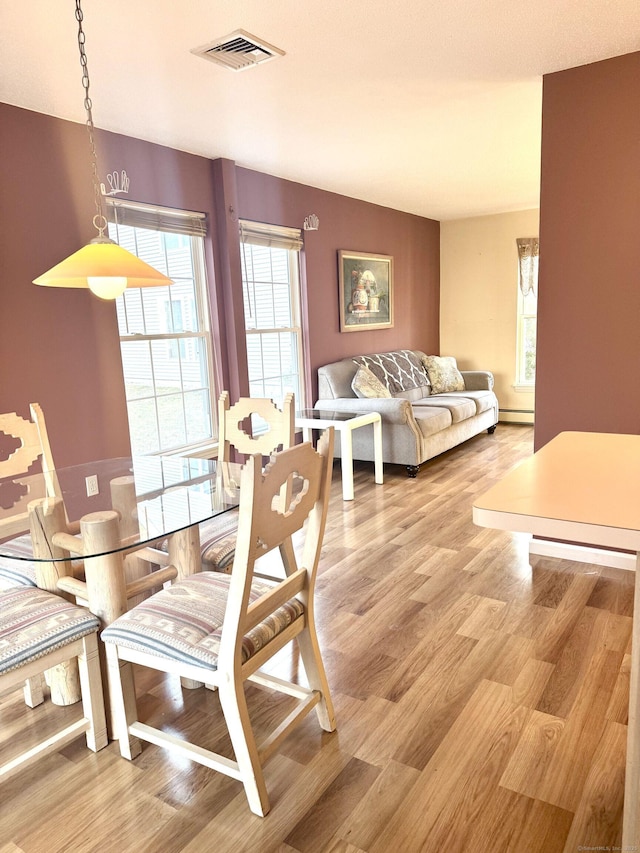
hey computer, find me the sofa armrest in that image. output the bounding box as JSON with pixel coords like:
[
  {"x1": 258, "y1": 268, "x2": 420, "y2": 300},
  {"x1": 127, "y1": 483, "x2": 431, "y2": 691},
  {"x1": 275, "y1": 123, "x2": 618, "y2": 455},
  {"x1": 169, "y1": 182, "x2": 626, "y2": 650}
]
[
  {"x1": 461, "y1": 370, "x2": 494, "y2": 392},
  {"x1": 314, "y1": 397, "x2": 414, "y2": 426}
]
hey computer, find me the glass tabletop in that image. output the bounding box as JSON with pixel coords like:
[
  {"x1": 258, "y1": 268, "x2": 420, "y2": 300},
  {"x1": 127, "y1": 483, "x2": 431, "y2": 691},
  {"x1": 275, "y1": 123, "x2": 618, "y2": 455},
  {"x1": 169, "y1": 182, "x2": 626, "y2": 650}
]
[
  {"x1": 296, "y1": 409, "x2": 368, "y2": 422},
  {"x1": 0, "y1": 455, "x2": 241, "y2": 562}
]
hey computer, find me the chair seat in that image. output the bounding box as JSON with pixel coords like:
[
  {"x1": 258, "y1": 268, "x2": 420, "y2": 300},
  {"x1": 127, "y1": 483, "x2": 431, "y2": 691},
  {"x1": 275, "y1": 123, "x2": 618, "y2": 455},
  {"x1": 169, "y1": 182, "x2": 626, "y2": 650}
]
[
  {"x1": 0, "y1": 533, "x2": 84, "y2": 591},
  {"x1": 0, "y1": 534, "x2": 37, "y2": 590},
  {"x1": 200, "y1": 510, "x2": 239, "y2": 572},
  {"x1": 0, "y1": 587, "x2": 100, "y2": 674},
  {"x1": 101, "y1": 573, "x2": 305, "y2": 670},
  {"x1": 156, "y1": 510, "x2": 239, "y2": 573}
]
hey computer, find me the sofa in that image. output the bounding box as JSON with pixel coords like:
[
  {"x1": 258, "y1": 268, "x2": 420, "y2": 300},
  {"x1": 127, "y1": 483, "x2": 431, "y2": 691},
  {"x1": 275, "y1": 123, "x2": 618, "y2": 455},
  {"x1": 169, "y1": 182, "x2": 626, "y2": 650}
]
[{"x1": 316, "y1": 349, "x2": 498, "y2": 476}]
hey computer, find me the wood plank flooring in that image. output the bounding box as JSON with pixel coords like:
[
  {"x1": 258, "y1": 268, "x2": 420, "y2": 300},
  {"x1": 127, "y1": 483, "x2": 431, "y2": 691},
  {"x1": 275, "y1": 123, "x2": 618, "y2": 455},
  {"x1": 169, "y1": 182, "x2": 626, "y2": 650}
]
[{"x1": 1, "y1": 424, "x2": 632, "y2": 852}]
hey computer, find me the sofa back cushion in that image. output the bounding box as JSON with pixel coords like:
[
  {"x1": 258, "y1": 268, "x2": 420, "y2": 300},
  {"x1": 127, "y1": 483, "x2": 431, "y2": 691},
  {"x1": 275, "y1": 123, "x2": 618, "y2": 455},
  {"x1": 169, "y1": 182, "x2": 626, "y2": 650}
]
[{"x1": 353, "y1": 350, "x2": 430, "y2": 396}]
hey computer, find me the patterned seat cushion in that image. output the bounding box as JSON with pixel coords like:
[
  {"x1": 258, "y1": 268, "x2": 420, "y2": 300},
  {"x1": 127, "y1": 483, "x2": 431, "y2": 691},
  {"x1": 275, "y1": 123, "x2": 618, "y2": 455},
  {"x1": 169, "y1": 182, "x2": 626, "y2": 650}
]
[
  {"x1": 0, "y1": 587, "x2": 99, "y2": 674},
  {"x1": 0, "y1": 534, "x2": 38, "y2": 590},
  {"x1": 101, "y1": 573, "x2": 305, "y2": 670},
  {"x1": 156, "y1": 511, "x2": 239, "y2": 574},
  {"x1": 200, "y1": 511, "x2": 239, "y2": 572}
]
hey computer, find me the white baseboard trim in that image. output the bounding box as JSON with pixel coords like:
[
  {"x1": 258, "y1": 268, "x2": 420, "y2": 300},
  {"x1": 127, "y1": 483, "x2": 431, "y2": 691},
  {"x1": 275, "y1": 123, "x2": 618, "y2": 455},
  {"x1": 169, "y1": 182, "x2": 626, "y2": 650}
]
[{"x1": 529, "y1": 537, "x2": 637, "y2": 572}]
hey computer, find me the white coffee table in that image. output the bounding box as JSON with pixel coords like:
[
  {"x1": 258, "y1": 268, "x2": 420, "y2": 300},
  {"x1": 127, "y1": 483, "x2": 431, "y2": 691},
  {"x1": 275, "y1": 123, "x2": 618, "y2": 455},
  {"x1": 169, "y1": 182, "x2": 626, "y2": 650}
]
[{"x1": 295, "y1": 409, "x2": 383, "y2": 500}]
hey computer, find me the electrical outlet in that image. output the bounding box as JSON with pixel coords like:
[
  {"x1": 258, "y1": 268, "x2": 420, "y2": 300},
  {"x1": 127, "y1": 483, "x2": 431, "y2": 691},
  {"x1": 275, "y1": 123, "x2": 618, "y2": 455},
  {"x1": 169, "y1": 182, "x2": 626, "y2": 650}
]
[{"x1": 85, "y1": 474, "x2": 99, "y2": 497}]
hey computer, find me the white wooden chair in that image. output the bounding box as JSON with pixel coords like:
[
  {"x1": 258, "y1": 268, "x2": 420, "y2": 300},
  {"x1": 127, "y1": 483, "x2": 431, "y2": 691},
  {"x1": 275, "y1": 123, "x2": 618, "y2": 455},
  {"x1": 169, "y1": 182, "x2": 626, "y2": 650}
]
[
  {"x1": 102, "y1": 430, "x2": 335, "y2": 816},
  {"x1": 0, "y1": 403, "x2": 58, "y2": 592},
  {"x1": 0, "y1": 586, "x2": 107, "y2": 781},
  {"x1": 0, "y1": 404, "x2": 71, "y2": 707},
  {"x1": 156, "y1": 392, "x2": 296, "y2": 574}
]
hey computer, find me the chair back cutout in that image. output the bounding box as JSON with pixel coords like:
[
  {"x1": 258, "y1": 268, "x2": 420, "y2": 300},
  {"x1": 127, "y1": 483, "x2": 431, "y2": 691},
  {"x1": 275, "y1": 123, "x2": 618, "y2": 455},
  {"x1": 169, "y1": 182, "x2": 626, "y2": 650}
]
[{"x1": 218, "y1": 392, "x2": 295, "y2": 462}]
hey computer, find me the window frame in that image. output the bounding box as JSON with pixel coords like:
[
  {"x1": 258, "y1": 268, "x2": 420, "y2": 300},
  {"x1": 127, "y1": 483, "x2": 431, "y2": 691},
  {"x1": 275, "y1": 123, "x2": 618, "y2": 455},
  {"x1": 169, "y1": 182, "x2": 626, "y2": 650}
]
[
  {"x1": 240, "y1": 221, "x2": 307, "y2": 411},
  {"x1": 514, "y1": 251, "x2": 538, "y2": 390},
  {"x1": 106, "y1": 199, "x2": 217, "y2": 458}
]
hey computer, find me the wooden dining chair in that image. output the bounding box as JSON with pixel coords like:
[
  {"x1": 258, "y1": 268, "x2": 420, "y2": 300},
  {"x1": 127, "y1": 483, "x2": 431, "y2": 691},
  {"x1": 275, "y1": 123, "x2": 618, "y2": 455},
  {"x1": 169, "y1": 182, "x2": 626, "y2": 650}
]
[
  {"x1": 0, "y1": 403, "x2": 84, "y2": 706},
  {"x1": 102, "y1": 430, "x2": 335, "y2": 816},
  {"x1": 0, "y1": 585, "x2": 107, "y2": 781},
  {"x1": 155, "y1": 392, "x2": 296, "y2": 574},
  {"x1": 0, "y1": 403, "x2": 59, "y2": 592}
]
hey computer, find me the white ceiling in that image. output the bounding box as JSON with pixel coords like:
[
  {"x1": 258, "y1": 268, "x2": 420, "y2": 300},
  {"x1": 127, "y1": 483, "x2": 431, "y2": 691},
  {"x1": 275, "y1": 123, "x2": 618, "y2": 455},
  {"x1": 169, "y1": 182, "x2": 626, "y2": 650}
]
[{"x1": 2, "y1": 0, "x2": 639, "y2": 220}]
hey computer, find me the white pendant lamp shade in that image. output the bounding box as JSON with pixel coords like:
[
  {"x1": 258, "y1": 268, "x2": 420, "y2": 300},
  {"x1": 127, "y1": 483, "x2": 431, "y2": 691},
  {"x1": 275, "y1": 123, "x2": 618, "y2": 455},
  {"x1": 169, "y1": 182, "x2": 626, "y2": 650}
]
[{"x1": 33, "y1": 237, "x2": 173, "y2": 299}]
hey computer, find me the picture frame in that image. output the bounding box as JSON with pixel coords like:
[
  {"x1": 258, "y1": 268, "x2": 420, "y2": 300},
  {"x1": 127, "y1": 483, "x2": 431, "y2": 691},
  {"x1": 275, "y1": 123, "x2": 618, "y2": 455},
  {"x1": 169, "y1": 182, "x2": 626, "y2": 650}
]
[{"x1": 338, "y1": 250, "x2": 394, "y2": 332}]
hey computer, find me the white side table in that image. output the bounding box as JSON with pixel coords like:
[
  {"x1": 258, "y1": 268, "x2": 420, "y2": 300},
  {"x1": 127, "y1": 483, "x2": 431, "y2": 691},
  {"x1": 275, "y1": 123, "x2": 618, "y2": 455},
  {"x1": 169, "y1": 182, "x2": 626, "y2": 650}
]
[{"x1": 295, "y1": 409, "x2": 383, "y2": 500}]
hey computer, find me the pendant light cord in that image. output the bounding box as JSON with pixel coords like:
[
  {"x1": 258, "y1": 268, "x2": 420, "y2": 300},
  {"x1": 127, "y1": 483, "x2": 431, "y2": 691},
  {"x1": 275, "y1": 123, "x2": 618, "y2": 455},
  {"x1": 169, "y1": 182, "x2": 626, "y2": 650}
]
[{"x1": 75, "y1": 0, "x2": 106, "y2": 237}]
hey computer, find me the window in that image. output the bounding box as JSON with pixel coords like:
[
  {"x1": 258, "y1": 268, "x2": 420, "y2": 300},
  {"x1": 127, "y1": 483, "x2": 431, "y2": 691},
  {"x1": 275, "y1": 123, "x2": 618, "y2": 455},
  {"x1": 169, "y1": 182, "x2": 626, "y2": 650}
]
[
  {"x1": 106, "y1": 200, "x2": 215, "y2": 456},
  {"x1": 515, "y1": 237, "x2": 539, "y2": 388},
  {"x1": 240, "y1": 221, "x2": 306, "y2": 410}
]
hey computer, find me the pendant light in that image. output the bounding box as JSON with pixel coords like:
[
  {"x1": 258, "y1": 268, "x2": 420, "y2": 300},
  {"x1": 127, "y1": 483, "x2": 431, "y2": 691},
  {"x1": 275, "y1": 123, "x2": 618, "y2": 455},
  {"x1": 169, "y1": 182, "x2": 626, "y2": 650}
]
[{"x1": 33, "y1": 0, "x2": 172, "y2": 300}]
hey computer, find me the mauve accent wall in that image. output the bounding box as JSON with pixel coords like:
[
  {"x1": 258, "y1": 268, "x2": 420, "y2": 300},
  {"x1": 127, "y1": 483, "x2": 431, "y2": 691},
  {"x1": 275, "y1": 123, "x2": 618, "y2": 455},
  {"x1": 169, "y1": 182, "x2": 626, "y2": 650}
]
[
  {"x1": 1, "y1": 103, "x2": 439, "y2": 465},
  {"x1": 235, "y1": 168, "x2": 440, "y2": 400},
  {"x1": 0, "y1": 104, "x2": 221, "y2": 466},
  {"x1": 535, "y1": 51, "x2": 640, "y2": 450}
]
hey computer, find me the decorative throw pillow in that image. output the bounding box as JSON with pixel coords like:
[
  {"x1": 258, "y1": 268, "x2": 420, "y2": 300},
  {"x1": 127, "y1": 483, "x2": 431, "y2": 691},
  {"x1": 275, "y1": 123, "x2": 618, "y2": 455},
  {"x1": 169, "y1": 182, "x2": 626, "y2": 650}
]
[
  {"x1": 353, "y1": 350, "x2": 429, "y2": 394},
  {"x1": 421, "y1": 355, "x2": 465, "y2": 394},
  {"x1": 351, "y1": 365, "x2": 392, "y2": 399}
]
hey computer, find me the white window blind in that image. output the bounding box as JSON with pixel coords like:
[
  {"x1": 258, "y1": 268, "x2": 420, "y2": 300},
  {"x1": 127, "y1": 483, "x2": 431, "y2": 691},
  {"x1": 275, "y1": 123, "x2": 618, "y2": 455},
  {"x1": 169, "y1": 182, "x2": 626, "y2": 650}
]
[
  {"x1": 240, "y1": 220, "x2": 305, "y2": 411},
  {"x1": 107, "y1": 198, "x2": 206, "y2": 237},
  {"x1": 239, "y1": 220, "x2": 304, "y2": 251}
]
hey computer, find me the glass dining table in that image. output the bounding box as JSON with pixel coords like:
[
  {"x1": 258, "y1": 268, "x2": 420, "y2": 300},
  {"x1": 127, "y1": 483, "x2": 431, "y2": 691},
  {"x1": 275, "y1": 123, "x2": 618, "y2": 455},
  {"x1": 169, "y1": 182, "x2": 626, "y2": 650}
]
[{"x1": 0, "y1": 454, "x2": 241, "y2": 723}]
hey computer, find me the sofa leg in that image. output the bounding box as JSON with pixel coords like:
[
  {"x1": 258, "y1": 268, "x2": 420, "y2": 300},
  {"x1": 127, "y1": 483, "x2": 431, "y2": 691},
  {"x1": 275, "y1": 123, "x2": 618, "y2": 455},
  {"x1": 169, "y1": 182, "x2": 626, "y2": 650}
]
[
  {"x1": 406, "y1": 465, "x2": 420, "y2": 478},
  {"x1": 487, "y1": 424, "x2": 497, "y2": 434}
]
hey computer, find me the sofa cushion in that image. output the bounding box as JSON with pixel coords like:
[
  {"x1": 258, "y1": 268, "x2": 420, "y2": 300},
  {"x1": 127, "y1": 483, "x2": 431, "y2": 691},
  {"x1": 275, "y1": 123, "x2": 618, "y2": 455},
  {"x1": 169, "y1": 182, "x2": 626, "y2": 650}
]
[
  {"x1": 394, "y1": 385, "x2": 432, "y2": 402},
  {"x1": 421, "y1": 355, "x2": 465, "y2": 394},
  {"x1": 353, "y1": 350, "x2": 429, "y2": 395},
  {"x1": 351, "y1": 365, "x2": 392, "y2": 399},
  {"x1": 445, "y1": 390, "x2": 496, "y2": 416},
  {"x1": 413, "y1": 395, "x2": 477, "y2": 423},
  {"x1": 413, "y1": 406, "x2": 452, "y2": 437}
]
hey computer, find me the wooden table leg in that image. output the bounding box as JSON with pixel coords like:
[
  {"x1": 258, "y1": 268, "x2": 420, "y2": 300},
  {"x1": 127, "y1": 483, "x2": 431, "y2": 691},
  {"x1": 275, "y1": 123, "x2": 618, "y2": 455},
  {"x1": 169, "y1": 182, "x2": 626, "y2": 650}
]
[
  {"x1": 623, "y1": 550, "x2": 640, "y2": 848},
  {"x1": 340, "y1": 427, "x2": 355, "y2": 501},
  {"x1": 110, "y1": 475, "x2": 151, "y2": 607},
  {"x1": 168, "y1": 525, "x2": 201, "y2": 581},
  {"x1": 372, "y1": 416, "x2": 384, "y2": 486},
  {"x1": 28, "y1": 497, "x2": 81, "y2": 706},
  {"x1": 80, "y1": 510, "x2": 140, "y2": 753}
]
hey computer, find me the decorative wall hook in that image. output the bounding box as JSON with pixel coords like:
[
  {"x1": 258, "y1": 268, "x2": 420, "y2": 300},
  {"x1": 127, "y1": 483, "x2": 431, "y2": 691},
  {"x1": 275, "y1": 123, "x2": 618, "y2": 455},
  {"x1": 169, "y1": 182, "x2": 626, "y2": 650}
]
[{"x1": 100, "y1": 170, "x2": 130, "y2": 197}]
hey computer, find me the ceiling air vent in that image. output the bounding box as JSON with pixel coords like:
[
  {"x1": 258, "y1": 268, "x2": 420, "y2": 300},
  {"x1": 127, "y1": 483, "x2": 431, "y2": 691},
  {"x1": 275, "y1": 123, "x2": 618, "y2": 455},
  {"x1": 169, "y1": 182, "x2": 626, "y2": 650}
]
[{"x1": 191, "y1": 29, "x2": 285, "y2": 72}]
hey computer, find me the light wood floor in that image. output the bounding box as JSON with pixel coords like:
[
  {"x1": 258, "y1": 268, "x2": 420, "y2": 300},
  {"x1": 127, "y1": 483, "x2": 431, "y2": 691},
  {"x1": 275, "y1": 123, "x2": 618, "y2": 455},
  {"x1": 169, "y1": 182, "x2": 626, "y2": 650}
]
[{"x1": 1, "y1": 424, "x2": 632, "y2": 852}]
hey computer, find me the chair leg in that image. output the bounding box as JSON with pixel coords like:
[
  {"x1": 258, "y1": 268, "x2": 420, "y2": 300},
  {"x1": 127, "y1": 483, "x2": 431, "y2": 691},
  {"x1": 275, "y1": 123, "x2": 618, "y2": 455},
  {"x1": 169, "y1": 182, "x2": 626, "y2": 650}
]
[
  {"x1": 296, "y1": 623, "x2": 336, "y2": 733},
  {"x1": 105, "y1": 644, "x2": 142, "y2": 759},
  {"x1": 77, "y1": 633, "x2": 108, "y2": 752},
  {"x1": 23, "y1": 674, "x2": 45, "y2": 708},
  {"x1": 218, "y1": 680, "x2": 270, "y2": 817}
]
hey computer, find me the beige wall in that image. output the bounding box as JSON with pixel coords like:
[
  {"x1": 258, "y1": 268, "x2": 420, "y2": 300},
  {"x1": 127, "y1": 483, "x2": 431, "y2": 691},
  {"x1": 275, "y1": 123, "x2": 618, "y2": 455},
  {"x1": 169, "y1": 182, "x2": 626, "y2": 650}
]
[{"x1": 440, "y1": 209, "x2": 539, "y2": 424}]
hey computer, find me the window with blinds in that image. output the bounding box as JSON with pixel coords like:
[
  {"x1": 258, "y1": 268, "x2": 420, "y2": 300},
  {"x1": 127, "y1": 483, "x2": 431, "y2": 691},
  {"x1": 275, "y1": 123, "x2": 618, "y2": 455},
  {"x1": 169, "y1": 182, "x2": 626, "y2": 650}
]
[
  {"x1": 106, "y1": 199, "x2": 216, "y2": 456},
  {"x1": 240, "y1": 220, "x2": 306, "y2": 410}
]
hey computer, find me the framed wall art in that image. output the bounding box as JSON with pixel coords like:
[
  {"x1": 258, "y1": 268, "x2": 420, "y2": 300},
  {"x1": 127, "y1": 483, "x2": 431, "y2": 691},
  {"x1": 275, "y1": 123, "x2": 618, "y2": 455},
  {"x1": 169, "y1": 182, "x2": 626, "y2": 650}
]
[{"x1": 338, "y1": 250, "x2": 394, "y2": 332}]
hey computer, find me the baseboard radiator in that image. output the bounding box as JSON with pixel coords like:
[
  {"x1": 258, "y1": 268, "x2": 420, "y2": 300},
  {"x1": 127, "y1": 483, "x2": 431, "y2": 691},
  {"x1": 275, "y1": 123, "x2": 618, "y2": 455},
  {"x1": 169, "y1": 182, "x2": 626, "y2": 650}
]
[{"x1": 498, "y1": 408, "x2": 534, "y2": 425}]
